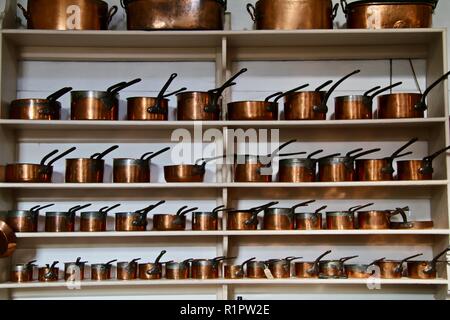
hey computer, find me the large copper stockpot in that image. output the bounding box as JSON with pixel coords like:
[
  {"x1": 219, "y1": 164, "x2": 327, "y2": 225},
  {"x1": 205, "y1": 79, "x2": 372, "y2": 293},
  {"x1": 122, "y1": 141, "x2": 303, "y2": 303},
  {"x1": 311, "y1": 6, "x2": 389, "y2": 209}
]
[
  {"x1": 326, "y1": 203, "x2": 374, "y2": 230},
  {"x1": 191, "y1": 256, "x2": 233, "y2": 279},
  {"x1": 177, "y1": 68, "x2": 247, "y2": 121},
  {"x1": 319, "y1": 256, "x2": 358, "y2": 278},
  {"x1": 295, "y1": 205, "x2": 327, "y2": 230},
  {"x1": 153, "y1": 206, "x2": 198, "y2": 231},
  {"x1": 5, "y1": 147, "x2": 76, "y2": 183},
  {"x1": 406, "y1": 248, "x2": 449, "y2": 279},
  {"x1": 355, "y1": 138, "x2": 418, "y2": 181},
  {"x1": 0, "y1": 221, "x2": 17, "y2": 258},
  {"x1": 91, "y1": 260, "x2": 117, "y2": 281},
  {"x1": 9, "y1": 87, "x2": 72, "y2": 120},
  {"x1": 375, "y1": 254, "x2": 423, "y2": 279},
  {"x1": 345, "y1": 258, "x2": 385, "y2": 279},
  {"x1": 66, "y1": 145, "x2": 119, "y2": 183},
  {"x1": 38, "y1": 261, "x2": 59, "y2": 282},
  {"x1": 17, "y1": 0, "x2": 118, "y2": 30},
  {"x1": 247, "y1": 0, "x2": 339, "y2": 30},
  {"x1": 192, "y1": 205, "x2": 232, "y2": 231},
  {"x1": 45, "y1": 204, "x2": 91, "y2": 232},
  {"x1": 127, "y1": 73, "x2": 186, "y2": 121},
  {"x1": 224, "y1": 258, "x2": 256, "y2": 279},
  {"x1": 80, "y1": 204, "x2": 121, "y2": 232},
  {"x1": 318, "y1": 148, "x2": 380, "y2": 182},
  {"x1": 115, "y1": 201, "x2": 165, "y2": 232},
  {"x1": 396, "y1": 145, "x2": 450, "y2": 181},
  {"x1": 294, "y1": 250, "x2": 332, "y2": 278},
  {"x1": 10, "y1": 260, "x2": 36, "y2": 283},
  {"x1": 356, "y1": 207, "x2": 406, "y2": 230},
  {"x1": 117, "y1": 258, "x2": 141, "y2": 280},
  {"x1": 164, "y1": 156, "x2": 223, "y2": 183},
  {"x1": 334, "y1": 82, "x2": 402, "y2": 120},
  {"x1": 377, "y1": 71, "x2": 450, "y2": 119},
  {"x1": 341, "y1": 0, "x2": 438, "y2": 29},
  {"x1": 6, "y1": 204, "x2": 54, "y2": 233},
  {"x1": 113, "y1": 147, "x2": 170, "y2": 183},
  {"x1": 138, "y1": 250, "x2": 167, "y2": 280},
  {"x1": 64, "y1": 257, "x2": 88, "y2": 281},
  {"x1": 227, "y1": 202, "x2": 278, "y2": 231},
  {"x1": 121, "y1": 0, "x2": 227, "y2": 30},
  {"x1": 263, "y1": 200, "x2": 315, "y2": 230},
  {"x1": 284, "y1": 70, "x2": 360, "y2": 120},
  {"x1": 266, "y1": 257, "x2": 302, "y2": 279},
  {"x1": 166, "y1": 259, "x2": 193, "y2": 280},
  {"x1": 71, "y1": 79, "x2": 141, "y2": 120}
]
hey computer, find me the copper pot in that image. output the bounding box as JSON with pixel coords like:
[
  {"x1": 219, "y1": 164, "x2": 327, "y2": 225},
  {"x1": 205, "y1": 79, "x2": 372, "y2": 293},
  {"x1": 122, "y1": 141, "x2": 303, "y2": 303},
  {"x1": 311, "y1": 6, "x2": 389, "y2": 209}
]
[
  {"x1": 6, "y1": 204, "x2": 54, "y2": 233},
  {"x1": 91, "y1": 259, "x2": 117, "y2": 281},
  {"x1": 66, "y1": 145, "x2": 119, "y2": 183},
  {"x1": 227, "y1": 201, "x2": 278, "y2": 231},
  {"x1": 397, "y1": 145, "x2": 450, "y2": 181},
  {"x1": 153, "y1": 206, "x2": 198, "y2": 231},
  {"x1": 357, "y1": 207, "x2": 406, "y2": 230},
  {"x1": 326, "y1": 203, "x2": 373, "y2": 230},
  {"x1": 80, "y1": 204, "x2": 120, "y2": 232},
  {"x1": 18, "y1": 0, "x2": 118, "y2": 30},
  {"x1": 247, "y1": 0, "x2": 338, "y2": 30},
  {"x1": 71, "y1": 79, "x2": 141, "y2": 120},
  {"x1": 295, "y1": 205, "x2": 327, "y2": 230},
  {"x1": 0, "y1": 220, "x2": 17, "y2": 258},
  {"x1": 113, "y1": 147, "x2": 170, "y2": 183},
  {"x1": 177, "y1": 68, "x2": 247, "y2": 121},
  {"x1": 138, "y1": 250, "x2": 167, "y2": 280},
  {"x1": 6, "y1": 147, "x2": 76, "y2": 183},
  {"x1": 224, "y1": 258, "x2": 256, "y2": 279},
  {"x1": 191, "y1": 256, "x2": 233, "y2": 279},
  {"x1": 38, "y1": 261, "x2": 59, "y2": 282},
  {"x1": 334, "y1": 82, "x2": 402, "y2": 120},
  {"x1": 406, "y1": 248, "x2": 449, "y2": 279},
  {"x1": 266, "y1": 256, "x2": 302, "y2": 279},
  {"x1": 117, "y1": 258, "x2": 141, "y2": 280},
  {"x1": 127, "y1": 73, "x2": 186, "y2": 121},
  {"x1": 355, "y1": 138, "x2": 418, "y2": 181},
  {"x1": 376, "y1": 254, "x2": 423, "y2": 279},
  {"x1": 263, "y1": 200, "x2": 315, "y2": 230},
  {"x1": 121, "y1": 0, "x2": 227, "y2": 30},
  {"x1": 164, "y1": 155, "x2": 223, "y2": 183},
  {"x1": 246, "y1": 261, "x2": 269, "y2": 279},
  {"x1": 116, "y1": 201, "x2": 165, "y2": 232},
  {"x1": 9, "y1": 87, "x2": 72, "y2": 120},
  {"x1": 45, "y1": 204, "x2": 91, "y2": 232},
  {"x1": 345, "y1": 258, "x2": 385, "y2": 279},
  {"x1": 319, "y1": 255, "x2": 358, "y2": 279},
  {"x1": 64, "y1": 257, "x2": 88, "y2": 281},
  {"x1": 284, "y1": 70, "x2": 360, "y2": 120},
  {"x1": 294, "y1": 250, "x2": 332, "y2": 278},
  {"x1": 318, "y1": 148, "x2": 380, "y2": 182},
  {"x1": 166, "y1": 259, "x2": 193, "y2": 280},
  {"x1": 11, "y1": 260, "x2": 36, "y2": 283},
  {"x1": 192, "y1": 205, "x2": 231, "y2": 231},
  {"x1": 341, "y1": 0, "x2": 438, "y2": 29},
  {"x1": 389, "y1": 207, "x2": 434, "y2": 230},
  {"x1": 377, "y1": 70, "x2": 450, "y2": 119}
]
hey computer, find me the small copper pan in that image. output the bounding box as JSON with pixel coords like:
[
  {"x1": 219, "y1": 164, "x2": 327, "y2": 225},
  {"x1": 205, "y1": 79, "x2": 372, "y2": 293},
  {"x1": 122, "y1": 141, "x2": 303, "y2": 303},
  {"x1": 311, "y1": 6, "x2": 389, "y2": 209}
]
[
  {"x1": 407, "y1": 248, "x2": 449, "y2": 279},
  {"x1": 246, "y1": 261, "x2": 270, "y2": 279},
  {"x1": 80, "y1": 204, "x2": 121, "y2": 232},
  {"x1": 166, "y1": 259, "x2": 193, "y2": 280},
  {"x1": 11, "y1": 260, "x2": 36, "y2": 283},
  {"x1": 117, "y1": 258, "x2": 141, "y2": 280},
  {"x1": 153, "y1": 206, "x2": 198, "y2": 231},
  {"x1": 164, "y1": 155, "x2": 223, "y2": 183},
  {"x1": 326, "y1": 203, "x2": 374, "y2": 230},
  {"x1": 294, "y1": 250, "x2": 332, "y2": 278},
  {"x1": 356, "y1": 207, "x2": 406, "y2": 230},
  {"x1": 376, "y1": 254, "x2": 423, "y2": 279},
  {"x1": 345, "y1": 258, "x2": 386, "y2": 279},
  {"x1": 91, "y1": 260, "x2": 117, "y2": 281},
  {"x1": 6, "y1": 204, "x2": 54, "y2": 233},
  {"x1": 266, "y1": 256, "x2": 302, "y2": 279},
  {"x1": 45, "y1": 204, "x2": 91, "y2": 232},
  {"x1": 138, "y1": 250, "x2": 167, "y2": 280},
  {"x1": 64, "y1": 257, "x2": 88, "y2": 281},
  {"x1": 116, "y1": 200, "x2": 165, "y2": 232},
  {"x1": 191, "y1": 256, "x2": 234, "y2": 279},
  {"x1": 227, "y1": 201, "x2": 278, "y2": 231},
  {"x1": 224, "y1": 258, "x2": 256, "y2": 279},
  {"x1": 263, "y1": 200, "x2": 315, "y2": 230},
  {"x1": 295, "y1": 205, "x2": 327, "y2": 230},
  {"x1": 38, "y1": 261, "x2": 60, "y2": 282},
  {"x1": 0, "y1": 220, "x2": 17, "y2": 258},
  {"x1": 319, "y1": 255, "x2": 358, "y2": 279},
  {"x1": 192, "y1": 205, "x2": 232, "y2": 231}
]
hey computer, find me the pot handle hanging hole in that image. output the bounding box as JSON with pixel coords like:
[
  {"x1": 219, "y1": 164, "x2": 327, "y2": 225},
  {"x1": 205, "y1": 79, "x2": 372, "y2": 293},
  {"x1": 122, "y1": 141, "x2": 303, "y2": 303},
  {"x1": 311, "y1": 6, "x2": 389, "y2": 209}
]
[
  {"x1": 17, "y1": 4, "x2": 29, "y2": 20},
  {"x1": 331, "y1": 3, "x2": 339, "y2": 20},
  {"x1": 340, "y1": 0, "x2": 348, "y2": 15},
  {"x1": 107, "y1": 6, "x2": 118, "y2": 26},
  {"x1": 246, "y1": 3, "x2": 256, "y2": 22}
]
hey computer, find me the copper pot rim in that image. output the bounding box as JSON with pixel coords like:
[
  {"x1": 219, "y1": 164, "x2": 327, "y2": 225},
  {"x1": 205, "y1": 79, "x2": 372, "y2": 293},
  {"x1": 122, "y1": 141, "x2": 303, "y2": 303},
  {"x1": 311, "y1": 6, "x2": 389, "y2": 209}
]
[
  {"x1": 6, "y1": 210, "x2": 38, "y2": 217},
  {"x1": 228, "y1": 100, "x2": 274, "y2": 105},
  {"x1": 123, "y1": 0, "x2": 226, "y2": 7},
  {"x1": 279, "y1": 158, "x2": 314, "y2": 166},
  {"x1": 378, "y1": 92, "x2": 423, "y2": 99},
  {"x1": 176, "y1": 91, "x2": 210, "y2": 96},
  {"x1": 45, "y1": 211, "x2": 75, "y2": 217},
  {"x1": 71, "y1": 91, "x2": 119, "y2": 99},
  {"x1": 335, "y1": 95, "x2": 372, "y2": 102},
  {"x1": 346, "y1": 0, "x2": 436, "y2": 8},
  {"x1": 396, "y1": 159, "x2": 423, "y2": 164},
  {"x1": 127, "y1": 96, "x2": 170, "y2": 102},
  {"x1": 285, "y1": 90, "x2": 327, "y2": 97},
  {"x1": 11, "y1": 98, "x2": 62, "y2": 104},
  {"x1": 326, "y1": 211, "x2": 354, "y2": 217},
  {"x1": 113, "y1": 158, "x2": 150, "y2": 165},
  {"x1": 164, "y1": 164, "x2": 200, "y2": 169},
  {"x1": 6, "y1": 163, "x2": 51, "y2": 167},
  {"x1": 355, "y1": 158, "x2": 388, "y2": 163},
  {"x1": 66, "y1": 158, "x2": 105, "y2": 162}
]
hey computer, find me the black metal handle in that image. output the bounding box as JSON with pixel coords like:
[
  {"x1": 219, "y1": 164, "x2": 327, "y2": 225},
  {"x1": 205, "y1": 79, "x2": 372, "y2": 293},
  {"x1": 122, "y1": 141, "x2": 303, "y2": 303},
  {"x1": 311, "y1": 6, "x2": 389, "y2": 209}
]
[
  {"x1": 30, "y1": 204, "x2": 55, "y2": 212},
  {"x1": 415, "y1": 71, "x2": 450, "y2": 111},
  {"x1": 107, "y1": 6, "x2": 118, "y2": 26},
  {"x1": 142, "y1": 147, "x2": 170, "y2": 161},
  {"x1": 100, "y1": 204, "x2": 121, "y2": 213},
  {"x1": 17, "y1": 3, "x2": 30, "y2": 20},
  {"x1": 47, "y1": 147, "x2": 77, "y2": 167},
  {"x1": 246, "y1": 3, "x2": 256, "y2": 22},
  {"x1": 110, "y1": 78, "x2": 142, "y2": 95},
  {"x1": 368, "y1": 82, "x2": 403, "y2": 100},
  {"x1": 69, "y1": 203, "x2": 92, "y2": 213},
  {"x1": 275, "y1": 84, "x2": 310, "y2": 102},
  {"x1": 291, "y1": 200, "x2": 316, "y2": 211},
  {"x1": 154, "y1": 250, "x2": 167, "y2": 264},
  {"x1": 315, "y1": 80, "x2": 333, "y2": 92},
  {"x1": 91, "y1": 145, "x2": 119, "y2": 160},
  {"x1": 47, "y1": 87, "x2": 73, "y2": 101},
  {"x1": 340, "y1": 0, "x2": 348, "y2": 14},
  {"x1": 349, "y1": 203, "x2": 374, "y2": 213}
]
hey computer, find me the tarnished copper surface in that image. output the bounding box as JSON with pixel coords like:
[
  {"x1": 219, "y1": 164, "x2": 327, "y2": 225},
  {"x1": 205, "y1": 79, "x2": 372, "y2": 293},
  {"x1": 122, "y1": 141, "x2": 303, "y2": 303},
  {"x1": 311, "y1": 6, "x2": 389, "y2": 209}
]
[
  {"x1": 227, "y1": 211, "x2": 258, "y2": 231},
  {"x1": 138, "y1": 263, "x2": 163, "y2": 280},
  {"x1": 246, "y1": 261, "x2": 268, "y2": 279},
  {"x1": 6, "y1": 212, "x2": 38, "y2": 233},
  {"x1": 357, "y1": 210, "x2": 399, "y2": 230},
  {"x1": 5, "y1": 164, "x2": 53, "y2": 183},
  {"x1": 318, "y1": 160, "x2": 355, "y2": 182},
  {"x1": 115, "y1": 212, "x2": 148, "y2": 232},
  {"x1": 267, "y1": 261, "x2": 291, "y2": 279},
  {"x1": 11, "y1": 268, "x2": 33, "y2": 283},
  {"x1": 334, "y1": 96, "x2": 372, "y2": 120},
  {"x1": 377, "y1": 93, "x2": 423, "y2": 119},
  {"x1": 263, "y1": 211, "x2": 294, "y2": 230},
  {"x1": 127, "y1": 97, "x2": 168, "y2": 121},
  {"x1": 166, "y1": 261, "x2": 192, "y2": 280},
  {"x1": 9, "y1": 99, "x2": 61, "y2": 120},
  {"x1": 294, "y1": 251, "x2": 332, "y2": 278},
  {"x1": 71, "y1": 92, "x2": 119, "y2": 121},
  {"x1": 113, "y1": 160, "x2": 150, "y2": 183},
  {"x1": 326, "y1": 212, "x2": 355, "y2": 230},
  {"x1": 376, "y1": 261, "x2": 404, "y2": 279},
  {"x1": 38, "y1": 267, "x2": 59, "y2": 282},
  {"x1": 117, "y1": 260, "x2": 140, "y2": 280},
  {"x1": 224, "y1": 265, "x2": 245, "y2": 279},
  {"x1": 295, "y1": 212, "x2": 323, "y2": 230},
  {"x1": 164, "y1": 165, "x2": 205, "y2": 183},
  {"x1": 80, "y1": 212, "x2": 107, "y2": 232},
  {"x1": 191, "y1": 260, "x2": 221, "y2": 279},
  {"x1": 284, "y1": 91, "x2": 327, "y2": 120},
  {"x1": 0, "y1": 221, "x2": 17, "y2": 258},
  {"x1": 153, "y1": 215, "x2": 186, "y2": 231},
  {"x1": 397, "y1": 160, "x2": 431, "y2": 181},
  {"x1": 91, "y1": 264, "x2": 113, "y2": 281},
  {"x1": 278, "y1": 161, "x2": 316, "y2": 183},
  {"x1": 234, "y1": 163, "x2": 272, "y2": 183},
  {"x1": 227, "y1": 101, "x2": 278, "y2": 121},
  {"x1": 345, "y1": 265, "x2": 372, "y2": 279},
  {"x1": 192, "y1": 212, "x2": 218, "y2": 231},
  {"x1": 65, "y1": 159, "x2": 104, "y2": 183},
  {"x1": 45, "y1": 213, "x2": 75, "y2": 232},
  {"x1": 177, "y1": 92, "x2": 221, "y2": 121},
  {"x1": 355, "y1": 159, "x2": 393, "y2": 181}
]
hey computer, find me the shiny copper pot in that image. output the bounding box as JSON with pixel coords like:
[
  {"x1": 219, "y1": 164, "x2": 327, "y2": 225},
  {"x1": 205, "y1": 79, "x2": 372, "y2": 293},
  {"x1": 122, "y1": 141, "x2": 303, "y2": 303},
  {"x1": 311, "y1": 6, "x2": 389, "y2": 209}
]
[
  {"x1": 334, "y1": 82, "x2": 402, "y2": 120},
  {"x1": 115, "y1": 201, "x2": 165, "y2": 232},
  {"x1": 294, "y1": 250, "x2": 332, "y2": 278},
  {"x1": 192, "y1": 205, "x2": 230, "y2": 231},
  {"x1": 113, "y1": 147, "x2": 170, "y2": 183},
  {"x1": 319, "y1": 256, "x2": 358, "y2": 278},
  {"x1": 266, "y1": 257, "x2": 302, "y2": 279},
  {"x1": 10, "y1": 260, "x2": 36, "y2": 283},
  {"x1": 64, "y1": 257, "x2": 88, "y2": 281},
  {"x1": 345, "y1": 258, "x2": 385, "y2": 279},
  {"x1": 284, "y1": 70, "x2": 360, "y2": 120},
  {"x1": 224, "y1": 258, "x2": 256, "y2": 279},
  {"x1": 138, "y1": 250, "x2": 167, "y2": 280},
  {"x1": 153, "y1": 206, "x2": 198, "y2": 231},
  {"x1": 71, "y1": 79, "x2": 141, "y2": 120},
  {"x1": 121, "y1": 0, "x2": 227, "y2": 30},
  {"x1": 80, "y1": 204, "x2": 120, "y2": 232},
  {"x1": 191, "y1": 256, "x2": 232, "y2": 279},
  {"x1": 341, "y1": 0, "x2": 438, "y2": 29},
  {"x1": 377, "y1": 71, "x2": 450, "y2": 119},
  {"x1": 164, "y1": 156, "x2": 223, "y2": 183},
  {"x1": 227, "y1": 201, "x2": 278, "y2": 231},
  {"x1": 0, "y1": 221, "x2": 17, "y2": 258},
  {"x1": 91, "y1": 260, "x2": 117, "y2": 281},
  {"x1": 357, "y1": 207, "x2": 406, "y2": 230},
  {"x1": 9, "y1": 87, "x2": 72, "y2": 120},
  {"x1": 45, "y1": 204, "x2": 91, "y2": 232},
  {"x1": 117, "y1": 258, "x2": 141, "y2": 280},
  {"x1": 18, "y1": 0, "x2": 118, "y2": 30},
  {"x1": 376, "y1": 254, "x2": 423, "y2": 279},
  {"x1": 263, "y1": 200, "x2": 315, "y2": 230},
  {"x1": 397, "y1": 145, "x2": 450, "y2": 181},
  {"x1": 326, "y1": 203, "x2": 373, "y2": 230},
  {"x1": 166, "y1": 259, "x2": 193, "y2": 280},
  {"x1": 406, "y1": 248, "x2": 449, "y2": 279},
  {"x1": 66, "y1": 145, "x2": 119, "y2": 183},
  {"x1": 246, "y1": 261, "x2": 269, "y2": 279},
  {"x1": 6, "y1": 204, "x2": 54, "y2": 233},
  {"x1": 355, "y1": 138, "x2": 418, "y2": 181},
  {"x1": 38, "y1": 261, "x2": 59, "y2": 282},
  {"x1": 295, "y1": 205, "x2": 327, "y2": 230},
  {"x1": 247, "y1": 0, "x2": 338, "y2": 30},
  {"x1": 5, "y1": 147, "x2": 76, "y2": 183}
]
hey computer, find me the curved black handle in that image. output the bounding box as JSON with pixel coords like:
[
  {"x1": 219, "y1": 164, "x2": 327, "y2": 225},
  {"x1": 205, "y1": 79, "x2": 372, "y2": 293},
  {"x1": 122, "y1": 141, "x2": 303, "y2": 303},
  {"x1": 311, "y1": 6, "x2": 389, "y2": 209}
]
[
  {"x1": 47, "y1": 87, "x2": 73, "y2": 101},
  {"x1": 246, "y1": 3, "x2": 256, "y2": 22},
  {"x1": 150, "y1": 73, "x2": 178, "y2": 112},
  {"x1": 349, "y1": 148, "x2": 381, "y2": 162},
  {"x1": 100, "y1": 204, "x2": 121, "y2": 214},
  {"x1": 349, "y1": 203, "x2": 374, "y2": 213},
  {"x1": 415, "y1": 71, "x2": 450, "y2": 111},
  {"x1": 395, "y1": 254, "x2": 423, "y2": 274},
  {"x1": 340, "y1": 0, "x2": 348, "y2": 14},
  {"x1": 69, "y1": 203, "x2": 92, "y2": 213},
  {"x1": 291, "y1": 200, "x2": 316, "y2": 211},
  {"x1": 420, "y1": 145, "x2": 450, "y2": 176},
  {"x1": 91, "y1": 145, "x2": 119, "y2": 160},
  {"x1": 163, "y1": 87, "x2": 187, "y2": 98},
  {"x1": 107, "y1": 81, "x2": 127, "y2": 93},
  {"x1": 154, "y1": 250, "x2": 167, "y2": 264},
  {"x1": 308, "y1": 150, "x2": 324, "y2": 159},
  {"x1": 47, "y1": 147, "x2": 77, "y2": 167},
  {"x1": 136, "y1": 200, "x2": 166, "y2": 215},
  {"x1": 363, "y1": 86, "x2": 381, "y2": 97},
  {"x1": 177, "y1": 207, "x2": 199, "y2": 217},
  {"x1": 40, "y1": 149, "x2": 59, "y2": 166},
  {"x1": 331, "y1": 3, "x2": 339, "y2": 20},
  {"x1": 264, "y1": 91, "x2": 283, "y2": 102},
  {"x1": 340, "y1": 255, "x2": 358, "y2": 263},
  {"x1": 107, "y1": 6, "x2": 118, "y2": 26},
  {"x1": 368, "y1": 82, "x2": 403, "y2": 100},
  {"x1": 314, "y1": 205, "x2": 328, "y2": 214},
  {"x1": 30, "y1": 204, "x2": 55, "y2": 212},
  {"x1": 390, "y1": 138, "x2": 419, "y2": 160},
  {"x1": 142, "y1": 147, "x2": 170, "y2": 161},
  {"x1": 275, "y1": 84, "x2": 310, "y2": 102},
  {"x1": 110, "y1": 78, "x2": 142, "y2": 95},
  {"x1": 315, "y1": 80, "x2": 333, "y2": 92}
]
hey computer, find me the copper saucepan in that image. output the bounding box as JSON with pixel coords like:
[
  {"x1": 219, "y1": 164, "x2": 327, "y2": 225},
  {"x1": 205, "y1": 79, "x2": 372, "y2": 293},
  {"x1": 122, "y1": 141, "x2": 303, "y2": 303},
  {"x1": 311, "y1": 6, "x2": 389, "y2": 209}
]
[
  {"x1": 177, "y1": 68, "x2": 248, "y2": 121},
  {"x1": 117, "y1": 258, "x2": 141, "y2": 280},
  {"x1": 91, "y1": 259, "x2": 117, "y2": 281},
  {"x1": 263, "y1": 200, "x2": 316, "y2": 230},
  {"x1": 191, "y1": 256, "x2": 235, "y2": 279},
  {"x1": 127, "y1": 73, "x2": 186, "y2": 121},
  {"x1": 139, "y1": 250, "x2": 168, "y2": 280},
  {"x1": 283, "y1": 70, "x2": 361, "y2": 120},
  {"x1": 224, "y1": 258, "x2": 256, "y2": 279},
  {"x1": 376, "y1": 254, "x2": 423, "y2": 279},
  {"x1": 11, "y1": 260, "x2": 36, "y2": 283},
  {"x1": 113, "y1": 147, "x2": 170, "y2": 183},
  {"x1": 164, "y1": 155, "x2": 223, "y2": 183},
  {"x1": 153, "y1": 206, "x2": 198, "y2": 231},
  {"x1": 227, "y1": 201, "x2": 279, "y2": 231},
  {"x1": 266, "y1": 256, "x2": 302, "y2": 279},
  {"x1": 356, "y1": 206, "x2": 406, "y2": 230},
  {"x1": 45, "y1": 204, "x2": 91, "y2": 232},
  {"x1": 71, "y1": 79, "x2": 142, "y2": 120},
  {"x1": 345, "y1": 258, "x2": 386, "y2": 279},
  {"x1": 18, "y1": 0, "x2": 118, "y2": 30},
  {"x1": 191, "y1": 205, "x2": 232, "y2": 231},
  {"x1": 6, "y1": 147, "x2": 76, "y2": 183},
  {"x1": 66, "y1": 145, "x2": 119, "y2": 183},
  {"x1": 319, "y1": 255, "x2": 358, "y2": 279},
  {"x1": 389, "y1": 207, "x2": 434, "y2": 230},
  {"x1": 406, "y1": 248, "x2": 449, "y2": 279},
  {"x1": 355, "y1": 138, "x2": 418, "y2": 181},
  {"x1": 166, "y1": 259, "x2": 193, "y2": 280},
  {"x1": 294, "y1": 250, "x2": 332, "y2": 278},
  {"x1": 64, "y1": 257, "x2": 88, "y2": 281},
  {"x1": 295, "y1": 205, "x2": 327, "y2": 230},
  {"x1": 246, "y1": 260, "x2": 271, "y2": 279},
  {"x1": 9, "y1": 87, "x2": 72, "y2": 120},
  {"x1": 0, "y1": 220, "x2": 16, "y2": 258},
  {"x1": 80, "y1": 204, "x2": 121, "y2": 232},
  {"x1": 38, "y1": 261, "x2": 60, "y2": 282},
  {"x1": 326, "y1": 203, "x2": 374, "y2": 230},
  {"x1": 334, "y1": 82, "x2": 402, "y2": 120},
  {"x1": 115, "y1": 201, "x2": 166, "y2": 232},
  {"x1": 6, "y1": 204, "x2": 54, "y2": 233}
]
